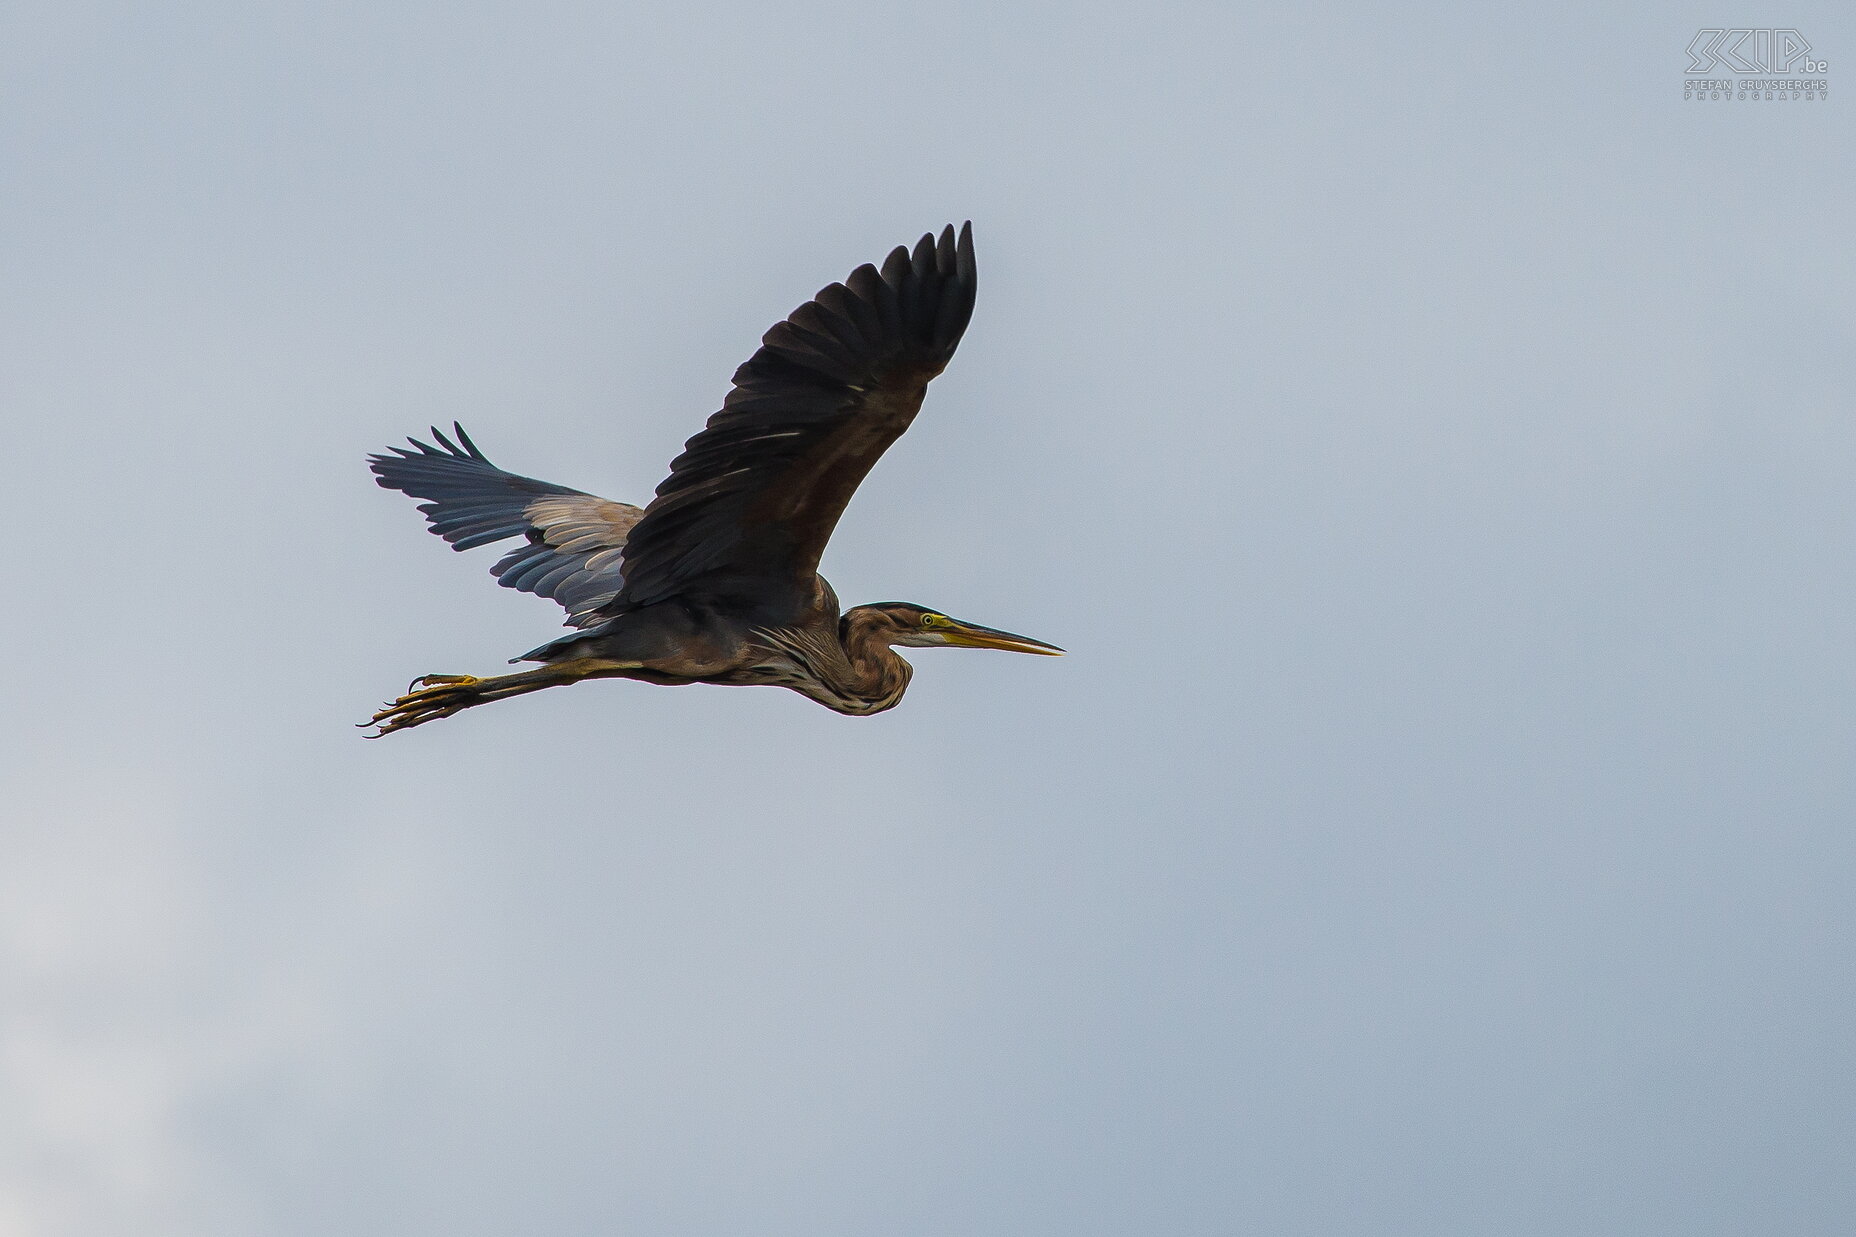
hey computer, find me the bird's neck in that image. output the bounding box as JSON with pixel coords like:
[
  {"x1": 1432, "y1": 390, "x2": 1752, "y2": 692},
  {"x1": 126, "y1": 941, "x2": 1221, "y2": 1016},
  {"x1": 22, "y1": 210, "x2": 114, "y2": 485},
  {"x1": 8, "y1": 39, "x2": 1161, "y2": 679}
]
[{"x1": 823, "y1": 610, "x2": 913, "y2": 715}]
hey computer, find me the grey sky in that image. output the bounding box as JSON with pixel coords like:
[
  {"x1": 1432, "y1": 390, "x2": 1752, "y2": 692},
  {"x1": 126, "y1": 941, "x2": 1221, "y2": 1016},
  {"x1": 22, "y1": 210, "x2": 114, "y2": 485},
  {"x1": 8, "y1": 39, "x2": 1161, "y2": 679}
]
[{"x1": 3, "y1": 2, "x2": 1852, "y2": 1234}]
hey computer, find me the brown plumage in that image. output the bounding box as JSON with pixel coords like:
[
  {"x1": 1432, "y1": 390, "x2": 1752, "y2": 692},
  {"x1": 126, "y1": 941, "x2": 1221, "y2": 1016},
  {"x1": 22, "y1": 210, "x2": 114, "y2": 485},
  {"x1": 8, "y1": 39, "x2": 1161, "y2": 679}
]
[{"x1": 363, "y1": 223, "x2": 1060, "y2": 737}]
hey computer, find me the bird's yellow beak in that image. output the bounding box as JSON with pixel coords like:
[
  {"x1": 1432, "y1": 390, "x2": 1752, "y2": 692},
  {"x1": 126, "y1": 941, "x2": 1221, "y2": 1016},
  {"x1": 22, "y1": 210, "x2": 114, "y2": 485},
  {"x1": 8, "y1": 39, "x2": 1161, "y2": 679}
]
[{"x1": 942, "y1": 620, "x2": 1065, "y2": 655}]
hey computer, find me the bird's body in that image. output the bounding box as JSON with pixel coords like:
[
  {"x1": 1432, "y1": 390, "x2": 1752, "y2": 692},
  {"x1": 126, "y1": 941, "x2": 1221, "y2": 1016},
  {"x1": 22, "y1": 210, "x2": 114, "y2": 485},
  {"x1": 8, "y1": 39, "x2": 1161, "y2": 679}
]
[
  {"x1": 364, "y1": 224, "x2": 1059, "y2": 736},
  {"x1": 565, "y1": 585, "x2": 916, "y2": 715},
  {"x1": 516, "y1": 578, "x2": 916, "y2": 716}
]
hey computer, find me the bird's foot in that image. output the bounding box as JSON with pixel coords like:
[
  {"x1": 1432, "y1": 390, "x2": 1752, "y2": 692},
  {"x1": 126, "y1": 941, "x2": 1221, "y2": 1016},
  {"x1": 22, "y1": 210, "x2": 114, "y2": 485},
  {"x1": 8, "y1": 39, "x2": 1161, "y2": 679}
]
[
  {"x1": 359, "y1": 657, "x2": 640, "y2": 738},
  {"x1": 405, "y1": 672, "x2": 480, "y2": 694},
  {"x1": 362, "y1": 676, "x2": 484, "y2": 738}
]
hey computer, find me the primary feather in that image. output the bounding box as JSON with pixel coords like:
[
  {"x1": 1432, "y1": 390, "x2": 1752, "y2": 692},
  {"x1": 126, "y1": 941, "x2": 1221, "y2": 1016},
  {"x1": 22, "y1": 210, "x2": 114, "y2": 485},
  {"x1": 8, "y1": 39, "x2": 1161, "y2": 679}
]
[{"x1": 368, "y1": 425, "x2": 643, "y2": 628}]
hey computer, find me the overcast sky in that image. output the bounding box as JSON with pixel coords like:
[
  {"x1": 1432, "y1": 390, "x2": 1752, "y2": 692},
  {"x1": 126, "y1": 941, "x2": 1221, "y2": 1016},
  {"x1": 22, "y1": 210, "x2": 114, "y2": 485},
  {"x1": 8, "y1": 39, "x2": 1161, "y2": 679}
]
[{"x1": 3, "y1": 3, "x2": 1853, "y2": 1235}]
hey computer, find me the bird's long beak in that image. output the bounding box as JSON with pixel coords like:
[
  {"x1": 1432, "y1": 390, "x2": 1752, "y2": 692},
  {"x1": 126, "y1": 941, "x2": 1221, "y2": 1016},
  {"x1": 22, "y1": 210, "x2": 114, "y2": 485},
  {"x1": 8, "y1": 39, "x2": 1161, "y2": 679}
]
[{"x1": 944, "y1": 620, "x2": 1065, "y2": 655}]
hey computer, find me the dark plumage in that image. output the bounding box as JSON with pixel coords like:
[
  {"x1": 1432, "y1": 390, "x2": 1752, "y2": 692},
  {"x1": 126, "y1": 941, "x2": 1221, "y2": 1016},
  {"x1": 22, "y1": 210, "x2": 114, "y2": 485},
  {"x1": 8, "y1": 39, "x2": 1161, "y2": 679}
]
[{"x1": 364, "y1": 224, "x2": 1060, "y2": 736}]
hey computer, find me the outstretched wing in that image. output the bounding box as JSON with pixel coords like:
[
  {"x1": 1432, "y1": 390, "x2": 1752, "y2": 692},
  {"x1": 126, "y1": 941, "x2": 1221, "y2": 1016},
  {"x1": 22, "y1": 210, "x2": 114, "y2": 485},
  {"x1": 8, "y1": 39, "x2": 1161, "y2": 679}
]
[
  {"x1": 611, "y1": 222, "x2": 978, "y2": 612},
  {"x1": 369, "y1": 424, "x2": 643, "y2": 628}
]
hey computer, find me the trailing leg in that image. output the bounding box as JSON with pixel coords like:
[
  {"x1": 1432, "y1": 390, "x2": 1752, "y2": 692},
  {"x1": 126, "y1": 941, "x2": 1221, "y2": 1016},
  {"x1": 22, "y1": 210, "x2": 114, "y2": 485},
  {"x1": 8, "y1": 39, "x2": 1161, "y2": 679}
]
[{"x1": 362, "y1": 657, "x2": 640, "y2": 737}]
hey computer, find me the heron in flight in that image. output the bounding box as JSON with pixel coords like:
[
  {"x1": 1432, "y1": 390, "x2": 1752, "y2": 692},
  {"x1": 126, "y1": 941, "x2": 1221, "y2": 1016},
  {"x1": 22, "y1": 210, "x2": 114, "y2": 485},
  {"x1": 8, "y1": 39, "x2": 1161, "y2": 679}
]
[{"x1": 364, "y1": 223, "x2": 1060, "y2": 737}]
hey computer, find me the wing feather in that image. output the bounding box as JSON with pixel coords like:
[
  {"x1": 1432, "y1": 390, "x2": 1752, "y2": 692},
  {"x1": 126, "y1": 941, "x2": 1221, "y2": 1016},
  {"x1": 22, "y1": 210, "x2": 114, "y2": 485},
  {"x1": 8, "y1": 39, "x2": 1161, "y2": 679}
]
[
  {"x1": 369, "y1": 425, "x2": 643, "y2": 628},
  {"x1": 612, "y1": 222, "x2": 977, "y2": 611}
]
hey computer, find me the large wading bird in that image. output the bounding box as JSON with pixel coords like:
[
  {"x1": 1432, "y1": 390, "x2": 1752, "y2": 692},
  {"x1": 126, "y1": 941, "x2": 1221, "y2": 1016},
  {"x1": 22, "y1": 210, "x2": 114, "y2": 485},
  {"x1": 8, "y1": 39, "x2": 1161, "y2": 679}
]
[{"x1": 363, "y1": 223, "x2": 1060, "y2": 737}]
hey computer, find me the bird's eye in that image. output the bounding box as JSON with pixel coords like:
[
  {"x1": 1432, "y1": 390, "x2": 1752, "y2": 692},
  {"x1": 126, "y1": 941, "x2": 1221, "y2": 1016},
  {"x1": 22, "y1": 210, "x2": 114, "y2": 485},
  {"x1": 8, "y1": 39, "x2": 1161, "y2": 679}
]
[{"x1": 922, "y1": 613, "x2": 946, "y2": 628}]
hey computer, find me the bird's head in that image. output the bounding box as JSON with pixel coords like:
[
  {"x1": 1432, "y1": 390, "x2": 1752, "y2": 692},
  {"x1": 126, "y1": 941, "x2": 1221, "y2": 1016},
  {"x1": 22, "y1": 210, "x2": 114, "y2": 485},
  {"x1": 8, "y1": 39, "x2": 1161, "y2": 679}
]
[{"x1": 847, "y1": 603, "x2": 1065, "y2": 655}]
